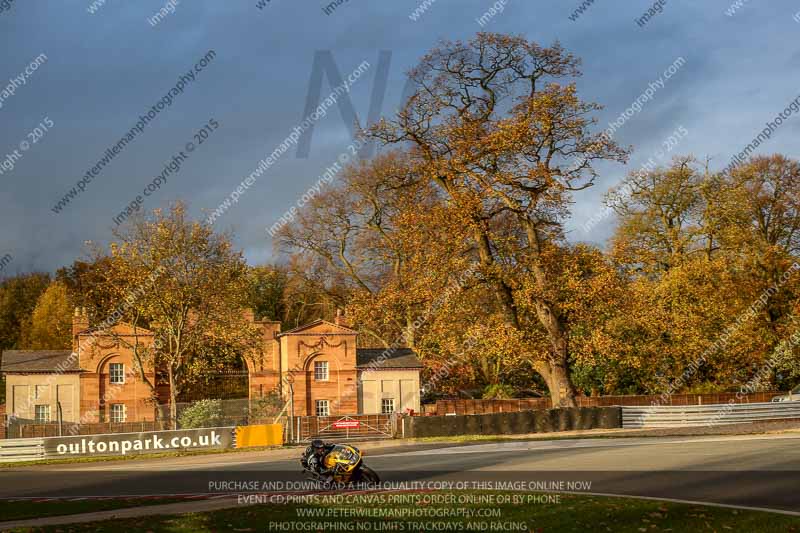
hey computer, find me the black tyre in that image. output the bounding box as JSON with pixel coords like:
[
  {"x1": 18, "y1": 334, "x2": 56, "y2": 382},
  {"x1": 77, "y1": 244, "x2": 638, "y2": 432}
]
[{"x1": 358, "y1": 465, "x2": 380, "y2": 484}]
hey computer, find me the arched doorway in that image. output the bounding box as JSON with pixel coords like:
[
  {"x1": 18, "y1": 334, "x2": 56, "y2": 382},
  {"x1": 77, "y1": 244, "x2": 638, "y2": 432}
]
[{"x1": 177, "y1": 354, "x2": 250, "y2": 402}]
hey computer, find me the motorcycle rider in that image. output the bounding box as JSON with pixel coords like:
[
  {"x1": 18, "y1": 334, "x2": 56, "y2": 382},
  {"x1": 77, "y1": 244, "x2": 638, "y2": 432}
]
[{"x1": 301, "y1": 439, "x2": 337, "y2": 479}]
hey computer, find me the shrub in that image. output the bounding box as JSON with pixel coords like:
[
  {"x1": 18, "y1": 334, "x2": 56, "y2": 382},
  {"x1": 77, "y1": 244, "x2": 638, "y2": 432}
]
[
  {"x1": 483, "y1": 383, "x2": 515, "y2": 399},
  {"x1": 178, "y1": 399, "x2": 224, "y2": 429}
]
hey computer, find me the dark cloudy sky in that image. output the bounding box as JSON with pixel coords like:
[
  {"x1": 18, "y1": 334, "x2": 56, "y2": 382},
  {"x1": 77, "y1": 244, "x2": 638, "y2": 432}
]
[{"x1": 1, "y1": 0, "x2": 799, "y2": 275}]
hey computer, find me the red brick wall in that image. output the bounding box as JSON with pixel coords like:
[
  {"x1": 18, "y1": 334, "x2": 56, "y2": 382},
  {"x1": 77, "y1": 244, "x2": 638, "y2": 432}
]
[
  {"x1": 69, "y1": 318, "x2": 368, "y2": 423},
  {"x1": 249, "y1": 371, "x2": 280, "y2": 399},
  {"x1": 291, "y1": 368, "x2": 359, "y2": 416},
  {"x1": 245, "y1": 320, "x2": 282, "y2": 400},
  {"x1": 76, "y1": 324, "x2": 159, "y2": 424},
  {"x1": 80, "y1": 371, "x2": 158, "y2": 423},
  {"x1": 279, "y1": 322, "x2": 359, "y2": 416}
]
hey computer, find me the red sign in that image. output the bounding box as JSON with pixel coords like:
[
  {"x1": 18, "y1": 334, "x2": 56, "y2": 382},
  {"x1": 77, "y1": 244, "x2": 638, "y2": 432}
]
[{"x1": 332, "y1": 420, "x2": 361, "y2": 429}]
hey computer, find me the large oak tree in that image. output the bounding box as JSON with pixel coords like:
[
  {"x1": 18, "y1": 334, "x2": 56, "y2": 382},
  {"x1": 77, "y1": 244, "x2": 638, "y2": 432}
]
[{"x1": 369, "y1": 33, "x2": 627, "y2": 406}]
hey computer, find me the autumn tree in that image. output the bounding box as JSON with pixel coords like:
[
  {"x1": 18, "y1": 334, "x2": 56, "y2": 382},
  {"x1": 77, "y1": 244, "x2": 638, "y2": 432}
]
[
  {"x1": 0, "y1": 273, "x2": 50, "y2": 351},
  {"x1": 281, "y1": 254, "x2": 351, "y2": 328},
  {"x1": 55, "y1": 257, "x2": 117, "y2": 323},
  {"x1": 19, "y1": 281, "x2": 72, "y2": 350},
  {"x1": 247, "y1": 264, "x2": 289, "y2": 321},
  {"x1": 278, "y1": 151, "x2": 437, "y2": 347},
  {"x1": 104, "y1": 203, "x2": 260, "y2": 426},
  {"x1": 369, "y1": 33, "x2": 627, "y2": 406},
  {"x1": 0, "y1": 272, "x2": 50, "y2": 403},
  {"x1": 276, "y1": 36, "x2": 800, "y2": 399},
  {"x1": 606, "y1": 154, "x2": 800, "y2": 392},
  {"x1": 608, "y1": 156, "x2": 709, "y2": 274},
  {"x1": 717, "y1": 154, "x2": 800, "y2": 333}
]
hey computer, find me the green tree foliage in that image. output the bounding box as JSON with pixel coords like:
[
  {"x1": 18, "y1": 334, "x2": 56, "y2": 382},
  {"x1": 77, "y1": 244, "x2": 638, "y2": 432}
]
[{"x1": 247, "y1": 264, "x2": 288, "y2": 321}]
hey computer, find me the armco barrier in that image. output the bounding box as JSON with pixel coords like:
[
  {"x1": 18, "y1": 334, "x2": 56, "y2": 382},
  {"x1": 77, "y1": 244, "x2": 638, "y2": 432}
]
[
  {"x1": 0, "y1": 438, "x2": 44, "y2": 463},
  {"x1": 402, "y1": 407, "x2": 621, "y2": 438},
  {"x1": 622, "y1": 402, "x2": 800, "y2": 428}
]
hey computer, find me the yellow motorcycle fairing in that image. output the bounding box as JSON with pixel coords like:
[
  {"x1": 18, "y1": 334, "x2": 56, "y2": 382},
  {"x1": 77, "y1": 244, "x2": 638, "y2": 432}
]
[{"x1": 322, "y1": 444, "x2": 362, "y2": 483}]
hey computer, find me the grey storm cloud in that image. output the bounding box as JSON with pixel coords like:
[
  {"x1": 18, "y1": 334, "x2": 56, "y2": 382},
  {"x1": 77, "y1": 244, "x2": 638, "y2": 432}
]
[{"x1": 0, "y1": 0, "x2": 799, "y2": 274}]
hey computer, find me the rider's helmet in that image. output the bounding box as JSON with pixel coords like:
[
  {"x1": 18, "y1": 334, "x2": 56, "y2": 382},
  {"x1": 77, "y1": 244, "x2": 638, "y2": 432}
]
[{"x1": 311, "y1": 439, "x2": 326, "y2": 456}]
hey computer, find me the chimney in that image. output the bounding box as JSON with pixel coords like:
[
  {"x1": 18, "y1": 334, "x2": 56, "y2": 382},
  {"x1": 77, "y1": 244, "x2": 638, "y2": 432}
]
[
  {"x1": 72, "y1": 307, "x2": 89, "y2": 336},
  {"x1": 334, "y1": 308, "x2": 350, "y2": 328}
]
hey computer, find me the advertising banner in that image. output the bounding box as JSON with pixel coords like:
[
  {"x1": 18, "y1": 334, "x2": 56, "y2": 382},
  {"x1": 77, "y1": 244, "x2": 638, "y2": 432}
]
[{"x1": 42, "y1": 427, "x2": 235, "y2": 458}]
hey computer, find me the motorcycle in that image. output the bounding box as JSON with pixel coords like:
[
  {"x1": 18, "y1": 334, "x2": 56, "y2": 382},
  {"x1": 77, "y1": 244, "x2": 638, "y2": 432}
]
[{"x1": 301, "y1": 443, "x2": 380, "y2": 486}]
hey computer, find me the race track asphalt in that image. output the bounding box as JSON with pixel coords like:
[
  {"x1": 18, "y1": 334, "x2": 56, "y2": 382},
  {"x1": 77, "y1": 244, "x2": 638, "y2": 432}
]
[{"x1": 2, "y1": 433, "x2": 798, "y2": 512}]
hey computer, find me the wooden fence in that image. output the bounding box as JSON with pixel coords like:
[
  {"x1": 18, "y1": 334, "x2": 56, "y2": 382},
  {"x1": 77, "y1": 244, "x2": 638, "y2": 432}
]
[{"x1": 433, "y1": 392, "x2": 782, "y2": 416}]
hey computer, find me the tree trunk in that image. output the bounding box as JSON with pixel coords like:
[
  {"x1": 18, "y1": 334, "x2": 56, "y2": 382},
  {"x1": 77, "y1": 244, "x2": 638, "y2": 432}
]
[
  {"x1": 534, "y1": 359, "x2": 577, "y2": 408},
  {"x1": 547, "y1": 358, "x2": 577, "y2": 408},
  {"x1": 152, "y1": 396, "x2": 164, "y2": 430},
  {"x1": 473, "y1": 227, "x2": 521, "y2": 329},
  {"x1": 168, "y1": 367, "x2": 177, "y2": 429},
  {"x1": 404, "y1": 307, "x2": 416, "y2": 348},
  {"x1": 532, "y1": 300, "x2": 577, "y2": 407},
  {"x1": 522, "y1": 219, "x2": 578, "y2": 407},
  {"x1": 472, "y1": 221, "x2": 579, "y2": 406}
]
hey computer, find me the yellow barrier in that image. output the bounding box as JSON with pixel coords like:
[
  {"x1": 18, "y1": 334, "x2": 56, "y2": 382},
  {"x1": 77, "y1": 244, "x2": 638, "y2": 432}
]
[{"x1": 235, "y1": 424, "x2": 283, "y2": 448}]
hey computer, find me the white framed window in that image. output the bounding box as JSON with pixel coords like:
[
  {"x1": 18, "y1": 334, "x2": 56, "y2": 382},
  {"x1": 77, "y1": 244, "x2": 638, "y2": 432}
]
[
  {"x1": 109, "y1": 363, "x2": 125, "y2": 384},
  {"x1": 315, "y1": 399, "x2": 330, "y2": 417},
  {"x1": 381, "y1": 398, "x2": 395, "y2": 414},
  {"x1": 34, "y1": 404, "x2": 50, "y2": 423},
  {"x1": 110, "y1": 404, "x2": 126, "y2": 423},
  {"x1": 314, "y1": 361, "x2": 329, "y2": 381}
]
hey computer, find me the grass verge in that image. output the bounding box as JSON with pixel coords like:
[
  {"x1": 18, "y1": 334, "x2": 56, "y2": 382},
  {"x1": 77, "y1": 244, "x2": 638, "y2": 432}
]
[
  {"x1": 7, "y1": 491, "x2": 800, "y2": 532},
  {"x1": 0, "y1": 497, "x2": 187, "y2": 522}
]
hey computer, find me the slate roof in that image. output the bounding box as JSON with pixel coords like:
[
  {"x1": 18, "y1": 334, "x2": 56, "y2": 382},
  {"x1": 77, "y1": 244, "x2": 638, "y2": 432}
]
[
  {"x1": 277, "y1": 319, "x2": 359, "y2": 336},
  {"x1": 0, "y1": 350, "x2": 79, "y2": 373},
  {"x1": 356, "y1": 348, "x2": 423, "y2": 369}
]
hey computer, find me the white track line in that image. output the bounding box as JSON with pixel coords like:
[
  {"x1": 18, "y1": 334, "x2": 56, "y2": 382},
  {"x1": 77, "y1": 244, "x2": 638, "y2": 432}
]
[{"x1": 378, "y1": 433, "x2": 800, "y2": 457}]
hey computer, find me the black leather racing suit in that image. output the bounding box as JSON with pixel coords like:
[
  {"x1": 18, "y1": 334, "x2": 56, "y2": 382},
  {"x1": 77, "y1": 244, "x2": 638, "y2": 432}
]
[{"x1": 301, "y1": 443, "x2": 337, "y2": 476}]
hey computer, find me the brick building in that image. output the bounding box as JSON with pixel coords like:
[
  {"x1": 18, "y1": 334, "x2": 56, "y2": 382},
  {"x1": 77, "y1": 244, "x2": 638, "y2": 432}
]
[{"x1": 1, "y1": 308, "x2": 422, "y2": 424}]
